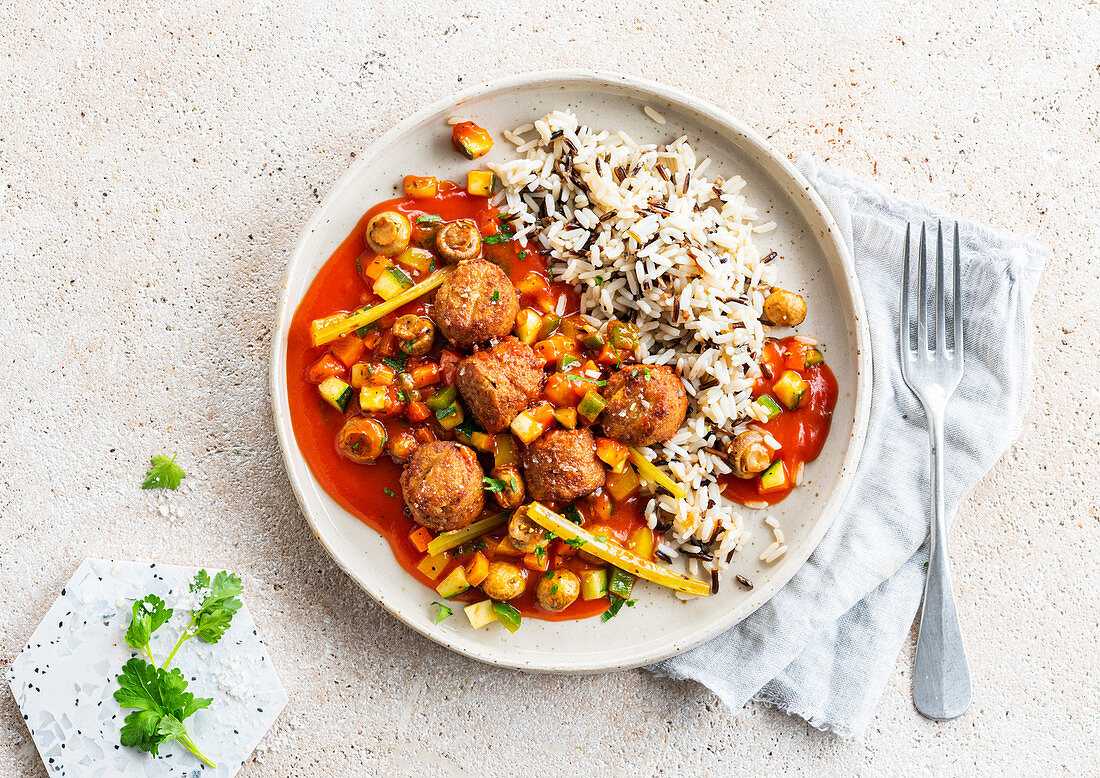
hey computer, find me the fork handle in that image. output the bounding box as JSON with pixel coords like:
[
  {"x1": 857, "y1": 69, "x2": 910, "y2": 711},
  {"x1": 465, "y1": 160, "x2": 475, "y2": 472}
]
[{"x1": 913, "y1": 410, "x2": 972, "y2": 720}]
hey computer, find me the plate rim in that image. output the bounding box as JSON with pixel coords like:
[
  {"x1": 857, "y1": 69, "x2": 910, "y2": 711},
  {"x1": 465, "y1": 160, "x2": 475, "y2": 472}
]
[{"x1": 269, "y1": 69, "x2": 872, "y2": 673}]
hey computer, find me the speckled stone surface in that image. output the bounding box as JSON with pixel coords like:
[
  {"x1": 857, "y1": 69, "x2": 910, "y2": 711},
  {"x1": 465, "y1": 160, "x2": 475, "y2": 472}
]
[{"x1": 1, "y1": 2, "x2": 1096, "y2": 776}]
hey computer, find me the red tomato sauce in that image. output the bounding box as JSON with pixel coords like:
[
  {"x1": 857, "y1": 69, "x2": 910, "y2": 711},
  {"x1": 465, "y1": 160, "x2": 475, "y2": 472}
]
[
  {"x1": 721, "y1": 337, "x2": 838, "y2": 506},
  {"x1": 286, "y1": 184, "x2": 646, "y2": 621}
]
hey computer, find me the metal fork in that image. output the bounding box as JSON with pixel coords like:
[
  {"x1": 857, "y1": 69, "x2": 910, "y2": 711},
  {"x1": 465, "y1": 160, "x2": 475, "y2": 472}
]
[{"x1": 900, "y1": 221, "x2": 972, "y2": 721}]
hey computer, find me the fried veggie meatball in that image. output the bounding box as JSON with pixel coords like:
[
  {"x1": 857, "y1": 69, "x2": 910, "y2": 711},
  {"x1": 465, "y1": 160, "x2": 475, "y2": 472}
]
[
  {"x1": 433, "y1": 260, "x2": 520, "y2": 348},
  {"x1": 522, "y1": 428, "x2": 606, "y2": 503},
  {"x1": 535, "y1": 570, "x2": 581, "y2": 612},
  {"x1": 763, "y1": 288, "x2": 807, "y2": 327},
  {"x1": 599, "y1": 365, "x2": 689, "y2": 446},
  {"x1": 399, "y1": 441, "x2": 485, "y2": 532},
  {"x1": 455, "y1": 337, "x2": 543, "y2": 432}
]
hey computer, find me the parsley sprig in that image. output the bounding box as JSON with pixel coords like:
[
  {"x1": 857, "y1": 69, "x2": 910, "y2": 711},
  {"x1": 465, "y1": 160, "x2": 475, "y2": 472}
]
[
  {"x1": 601, "y1": 593, "x2": 638, "y2": 622},
  {"x1": 114, "y1": 569, "x2": 244, "y2": 769},
  {"x1": 142, "y1": 453, "x2": 186, "y2": 490}
]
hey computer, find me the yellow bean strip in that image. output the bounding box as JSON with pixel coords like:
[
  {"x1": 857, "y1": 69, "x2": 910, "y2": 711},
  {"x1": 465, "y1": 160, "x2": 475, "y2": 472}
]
[
  {"x1": 628, "y1": 448, "x2": 688, "y2": 499},
  {"x1": 425, "y1": 513, "x2": 508, "y2": 557},
  {"x1": 526, "y1": 503, "x2": 709, "y2": 596},
  {"x1": 310, "y1": 267, "x2": 453, "y2": 347}
]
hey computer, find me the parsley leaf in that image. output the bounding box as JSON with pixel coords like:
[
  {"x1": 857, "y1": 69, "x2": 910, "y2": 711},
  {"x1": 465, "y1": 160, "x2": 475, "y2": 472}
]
[
  {"x1": 186, "y1": 570, "x2": 243, "y2": 645},
  {"x1": 601, "y1": 593, "x2": 638, "y2": 622},
  {"x1": 124, "y1": 595, "x2": 173, "y2": 664},
  {"x1": 142, "y1": 453, "x2": 185, "y2": 491},
  {"x1": 518, "y1": 250, "x2": 528, "y2": 260},
  {"x1": 356, "y1": 322, "x2": 376, "y2": 337},
  {"x1": 564, "y1": 537, "x2": 586, "y2": 550},
  {"x1": 483, "y1": 223, "x2": 514, "y2": 245},
  {"x1": 594, "y1": 276, "x2": 604, "y2": 286},
  {"x1": 431, "y1": 601, "x2": 453, "y2": 624},
  {"x1": 383, "y1": 487, "x2": 395, "y2": 497},
  {"x1": 416, "y1": 214, "x2": 442, "y2": 224},
  {"x1": 115, "y1": 658, "x2": 215, "y2": 766},
  {"x1": 382, "y1": 355, "x2": 407, "y2": 371},
  {"x1": 482, "y1": 477, "x2": 508, "y2": 493},
  {"x1": 491, "y1": 290, "x2": 500, "y2": 302}
]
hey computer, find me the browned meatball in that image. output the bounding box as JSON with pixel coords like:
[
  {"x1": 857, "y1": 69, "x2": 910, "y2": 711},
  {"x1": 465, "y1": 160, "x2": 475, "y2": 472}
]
[
  {"x1": 433, "y1": 260, "x2": 519, "y2": 348},
  {"x1": 455, "y1": 337, "x2": 543, "y2": 432},
  {"x1": 522, "y1": 428, "x2": 606, "y2": 503},
  {"x1": 399, "y1": 441, "x2": 485, "y2": 532},
  {"x1": 763, "y1": 288, "x2": 807, "y2": 327},
  {"x1": 535, "y1": 570, "x2": 581, "y2": 612},
  {"x1": 600, "y1": 365, "x2": 689, "y2": 447}
]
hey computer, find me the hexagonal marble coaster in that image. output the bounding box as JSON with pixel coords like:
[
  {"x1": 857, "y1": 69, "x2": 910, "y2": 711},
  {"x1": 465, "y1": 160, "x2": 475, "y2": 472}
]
[{"x1": 8, "y1": 559, "x2": 287, "y2": 776}]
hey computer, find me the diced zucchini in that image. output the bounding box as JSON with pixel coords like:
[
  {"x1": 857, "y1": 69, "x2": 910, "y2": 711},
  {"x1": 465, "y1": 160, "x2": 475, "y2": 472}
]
[
  {"x1": 466, "y1": 170, "x2": 495, "y2": 196},
  {"x1": 553, "y1": 407, "x2": 578, "y2": 429},
  {"x1": 759, "y1": 460, "x2": 788, "y2": 492},
  {"x1": 608, "y1": 568, "x2": 636, "y2": 599},
  {"x1": 494, "y1": 434, "x2": 519, "y2": 468},
  {"x1": 435, "y1": 566, "x2": 471, "y2": 599},
  {"x1": 756, "y1": 395, "x2": 783, "y2": 420},
  {"x1": 510, "y1": 407, "x2": 552, "y2": 445},
  {"x1": 373, "y1": 266, "x2": 414, "y2": 300},
  {"x1": 435, "y1": 401, "x2": 465, "y2": 430},
  {"x1": 537, "y1": 313, "x2": 561, "y2": 341},
  {"x1": 491, "y1": 601, "x2": 522, "y2": 633},
  {"x1": 452, "y1": 121, "x2": 494, "y2": 159},
  {"x1": 558, "y1": 353, "x2": 582, "y2": 372},
  {"x1": 595, "y1": 437, "x2": 629, "y2": 471},
  {"x1": 318, "y1": 377, "x2": 352, "y2": 412},
  {"x1": 804, "y1": 347, "x2": 824, "y2": 366},
  {"x1": 417, "y1": 551, "x2": 450, "y2": 581},
  {"x1": 773, "y1": 370, "x2": 809, "y2": 410},
  {"x1": 358, "y1": 386, "x2": 388, "y2": 413},
  {"x1": 627, "y1": 527, "x2": 655, "y2": 561},
  {"x1": 605, "y1": 467, "x2": 640, "y2": 500},
  {"x1": 514, "y1": 308, "x2": 542, "y2": 345},
  {"x1": 581, "y1": 569, "x2": 609, "y2": 601},
  {"x1": 469, "y1": 431, "x2": 495, "y2": 453},
  {"x1": 403, "y1": 175, "x2": 438, "y2": 199},
  {"x1": 608, "y1": 321, "x2": 639, "y2": 349},
  {"x1": 464, "y1": 599, "x2": 498, "y2": 629},
  {"x1": 395, "y1": 247, "x2": 433, "y2": 274},
  {"x1": 426, "y1": 385, "x2": 457, "y2": 411},
  {"x1": 577, "y1": 389, "x2": 607, "y2": 423},
  {"x1": 582, "y1": 332, "x2": 606, "y2": 350}
]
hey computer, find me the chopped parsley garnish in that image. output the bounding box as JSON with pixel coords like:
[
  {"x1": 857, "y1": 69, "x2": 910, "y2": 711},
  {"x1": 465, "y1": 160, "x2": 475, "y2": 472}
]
[
  {"x1": 601, "y1": 593, "x2": 637, "y2": 622},
  {"x1": 416, "y1": 214, "x2": 442, "y2": 224},
  {"x1": 382, "y1": 355, "x2": 407, "y2": 371},
  {"x1": 565, "y1": 374, "x2": 607, "y2": 386},
  {"x1": 355, "y1": 256, "x2": 363, "y2": 275},
  {"x1": 534, "y1": 545, "x2": 546, "y2": 563},
  {"x1": 491, "y1": 290, "x2": 500, "y2": 302},
  {"x1": 562, "y1": 505, "x2": 584, "y2": 525},
  {"x1": 388, "y1": 265, "x2": 413, "y2": 286},
  {"x1": 518, "y1": 250, "x2": 528, "y2": 260},
  {"x1": 429, "y1": 257, "x2": 436, "y2": 271},
  {"x1": 396, "y1": 389, "x2": 408, "y2": 402},
  {"x1": 431, "y1": 601, "x2": 452, "y2": 624},
  {"x1": 542, "y1": 571, "x2": 555, "y2": 579},
  {"x1": 550, "y1": 583, "x2": 559, "y2": 594},
  {"x1": 564, "y1": 537, "x2": 586, "y2": 550},
  {"x1": 483, "y1": 223, "x2": 514, "y2": 245},
  {"x1": 356, "y1": 322, "x2": 376, "y2": 337},
  {"x1": 482, "y1": 476, "x2": 509, "y2": 493},
  {"x1": 594, "y1": 276, "x2": 604, "y2": 286},
  {"x1": 142, "y1": 453, "x2": 186, "y2": 491},
  {"x1": 382, "y1": 487, "x2": 395, "y2": 497}
]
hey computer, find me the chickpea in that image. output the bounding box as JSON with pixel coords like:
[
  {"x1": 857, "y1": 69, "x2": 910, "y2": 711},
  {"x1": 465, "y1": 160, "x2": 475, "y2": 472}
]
[
  {"x1": 385, "y1": 430, "x2": 419, "y2": 464},
  {"x1": 763, "y1": 288, "x2": 807, "y2": 327},
  {"x1": 507, "y1": 507, "x2": 545, "y2": 553},
  {"x1": 336, "y1": 417, "x2": 387, "y2": 464},
  {"x1": 481, "y1": 561, "x2": 525, "y2": 601},
  {"x1": 435, "y1": 219, "x2": 482, "y2": 263},
  {"x1": 392, "y1": 314, "x2": 435, "y2": 357},
  {"x1": 727, "y1": 429, "x2": 772, "y2": 479},
  {"x1": 366, "y1": 211, "x2": 412, "y2": 257},
  {"x1": 536, "y1": 570, "x2": 581, "y2": 612},
  {"x1": 491, "y1": 465, "x2": 526, "y2": 511}
]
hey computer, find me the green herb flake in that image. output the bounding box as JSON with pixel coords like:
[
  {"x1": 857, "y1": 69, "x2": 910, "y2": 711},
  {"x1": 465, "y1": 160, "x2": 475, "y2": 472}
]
[
  {"x1": 601, "y1": 593, "x2": 637, "y2": 622},
  {"x1": 594, "y1": 276, "x2": 604, "y2": 286},
  {"x1": 482, "y1": 476, "x2": 508, "y2": 493},
  {"x1": 416, "y1": 214, "x2": 442, "y2": 224},
  {"x1": 564, "y1": 537, "x2": 586, "y2": 550},
  {"x1": 518, "y1": 250, "x2": 528, "y2": 260},
  {"x1": 142, "y1": 453, "x2": 186, "y2": 491},
  {"x1": 356, "y1": 323, "x2": 376, "y2": 337},
  {"x1": 431, "y1": 601, "x2": 453, "y2": 624},
  {"x1": 483, "y1": 223, "x2": 514, "y2": 245},
  {"x1": 383, "y1": 487, "x2": 395, "y2": 497},
  {"x1": 491, "y1": 290, "x2": 500, "y2": 302},
  {"x1": 382, "y1": 355, "x2": 407, "y2": 371}
]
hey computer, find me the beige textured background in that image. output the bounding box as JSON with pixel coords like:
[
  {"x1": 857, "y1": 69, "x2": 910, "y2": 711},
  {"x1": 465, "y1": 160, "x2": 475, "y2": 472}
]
[{"x1": 2, "y1": 1, "x2": 1097, "y2": 775}]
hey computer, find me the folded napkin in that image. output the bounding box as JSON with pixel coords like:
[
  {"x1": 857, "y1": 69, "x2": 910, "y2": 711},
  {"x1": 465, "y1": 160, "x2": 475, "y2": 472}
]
[{"x1": 648, "y1": 156, "x2": 1047, "y2": 738}]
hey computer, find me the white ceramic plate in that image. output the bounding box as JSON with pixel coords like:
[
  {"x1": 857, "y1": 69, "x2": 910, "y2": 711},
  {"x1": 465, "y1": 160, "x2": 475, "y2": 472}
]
[{"x1": 270, "y1": 71, "x2": 871, "y2": 673}]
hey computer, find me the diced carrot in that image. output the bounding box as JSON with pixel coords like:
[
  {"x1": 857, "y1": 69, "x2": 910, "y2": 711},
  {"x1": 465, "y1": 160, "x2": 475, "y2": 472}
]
[
  {"x1": 375, "y1": 330, "x2": 397, "y2": 358},
  {"x1": 785, "y1": 341, "x2": 809, "y2": 371},
  {"x1": 308, "y1": 354, "x2": 345, "y2": 383},
  {"x1": 330, "y1": 335, "x2": 366, "y2": 367},
  {"x1": 413, "y1": 426, "x2": 437, "y2": 444},
  {"x1": 403, "y1": 175, "x2": 438, "y2": 199},
  {"x1": 410, "y1": 363, "x2": 441, "y2": 388},
  {"x1": 533, "y1": 337, "x2": 567, "y2": 367},
  {"x1": 406, "y1": 401, "x2": 431, "y2": 423},
  {"x1": 494, "y1": 536, "x2": 526, "y2": 558},
  {"x1": 408, "y1": 526, "x2": 434, "y2": 553},
  {"x1": 439, "y1": 350, "x2": 462, "y2": 385},
  {"x1": 516, "y1": 271, "x2": 550, "y2": 297},
  {"x1": 595, "y1": 344, "x2": 622, "y2": 367},
  {"x1": 524, "y1": 551, "x2": 550, "y2": 572},
  {"x1": 362, "y1": 254, "x2": 392, "y2": 282},
  {"x1": 465, "y1": 552, "x2": 489, "y2": 586}
]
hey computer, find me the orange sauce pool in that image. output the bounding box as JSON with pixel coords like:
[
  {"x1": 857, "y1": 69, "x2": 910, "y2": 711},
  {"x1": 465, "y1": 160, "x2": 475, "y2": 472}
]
[{"x1": 286, "y1": 184, "x2": 643, "y2": 620}]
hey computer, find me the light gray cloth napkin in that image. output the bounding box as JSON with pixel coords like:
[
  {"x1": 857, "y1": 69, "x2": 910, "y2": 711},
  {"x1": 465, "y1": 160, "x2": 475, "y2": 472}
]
[{"x1": 648, "y1": 156, "x2": 1047, "y2": 738}]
